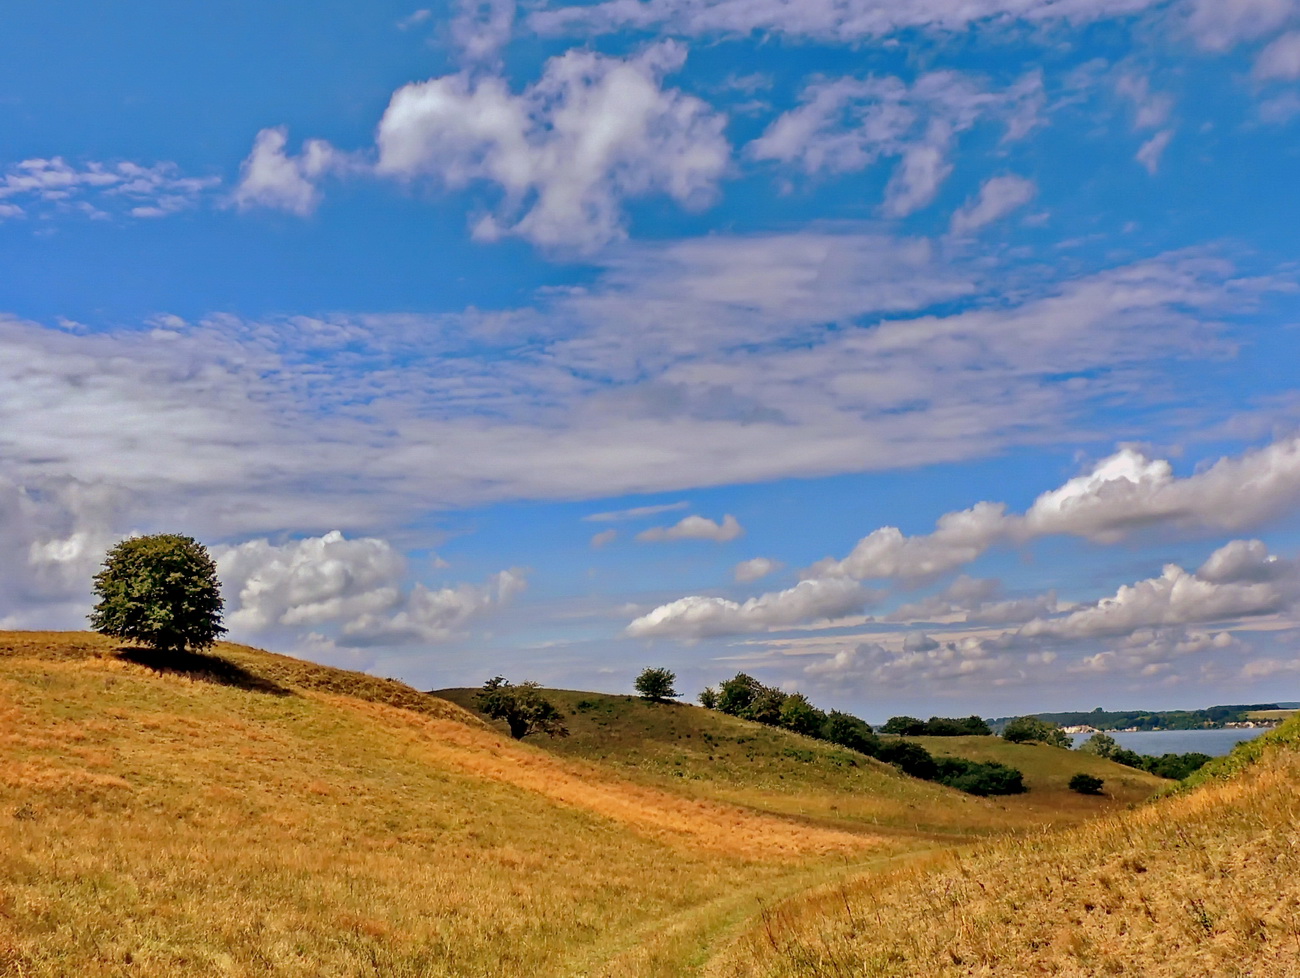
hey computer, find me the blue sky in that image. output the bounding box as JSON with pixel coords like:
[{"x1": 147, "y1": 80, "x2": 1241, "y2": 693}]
[{"x1": 4, "y1": 0, "x2": 1300, "y2": 719}]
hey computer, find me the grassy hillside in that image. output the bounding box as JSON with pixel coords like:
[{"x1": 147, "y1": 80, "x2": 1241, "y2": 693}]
[
  {"x1": 905, "y1": 734, "x2": 1167, "y2": 816},
  {"x1": 0, "y1": 632, "x2": 881, "y2": 978},
  {"x1": 438, "y1": 689, "x2": 1163, "y2": 835},
  {"x1": 713, "y1": 715, "x2": 1300, "y2": 978}
]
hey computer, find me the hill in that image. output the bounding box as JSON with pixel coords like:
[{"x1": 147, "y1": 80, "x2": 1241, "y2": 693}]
[
  {"x1": 904, "y1": 734, "x2": 1167, "y2": 817},
  {"x1": 989, "y1": 703, "x2": 1284, "y2": 731},
  {"x1": 713, "y1": 715, "x2": 1300, "y2": 978},
  {"x1": 437, "y1": 688, "x2": 1163, "y2": 834},
  {"x1": 0, "y1": 632, "x2": 883, "y2": 978}
]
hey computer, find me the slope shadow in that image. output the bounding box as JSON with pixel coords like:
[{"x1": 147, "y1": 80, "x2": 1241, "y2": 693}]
[{"x1": 117, "y1": 647, "x2": 293, "y2": 696}]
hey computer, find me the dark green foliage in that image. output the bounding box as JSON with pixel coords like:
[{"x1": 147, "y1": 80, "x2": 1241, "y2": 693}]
[
  {"x1": 89, "y1": 534, "x2": 227, "y2": 655},
  {"x1": 1002, "y1": 716, "x2": 1071, "y2": 748},
  {"x1": 934, "y1": 758, "x2": 1026, "y2": 796},
  {"x1": 874, "y1": 740, "x2": 938, "y2": 781},
  {"x1": 701, "y1": 672, "x2": 1023, "y2": 795},
  {"x1": 476, "y1": 677, "x2": 570, "y2": 740},
  {"x1": 1078, "y1": 732, "x2": 1119, "y2": 758},
  {"x1": 1109, "y1": 747, "x2": 1147, "y2": 769},
  {"x1": 882, "y1": 715, "x2": 926, "y2": 736},
  {"x1": 634, "y1": 667, "x2": 679, "y2": 702},
  {"x1": 1069, "y1": 773, "x2": 1105, "y2": 795},
  {"x1": 886, "y1": 715, "x2": 993, "y2": 737},
  {"x1": 778, "y1": 693, "x2": 826, "y2": 738},
  {"x1": 1142, "y1": 752, "x2": 1212, "y2": 780},
  {"x1": 821, "y1": 711, "x2": 878, "y2": 755},
  {"x1": 716, "y1": 673, "x2": 764, "y2": 716}
]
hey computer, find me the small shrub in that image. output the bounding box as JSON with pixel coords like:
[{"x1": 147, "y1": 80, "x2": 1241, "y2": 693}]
[{"x1": 1069, "y1": 773, "x2": 1104, "y2": 795}]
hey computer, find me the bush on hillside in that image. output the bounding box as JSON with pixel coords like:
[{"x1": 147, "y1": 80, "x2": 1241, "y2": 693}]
[
  {"x1": 935, "y1": 758, "x2": 1026, "y2": 796},
  {"x1": 1078, "y1": 732, "x2": 1119, "y2": 758},
  {"x1": 882, "y1": 715, "x2": 926, "y2": 736},
  {"x1": 1003, "y1": 716, "x2": 1071, "y2": 749},
  {"x1": 698, "y1": 686, "x2": 719, "y2": 709},
  {"x1": 477, "y1": 677, "x2": 570, "y2": 740},
  {"x1": 1069, "y1": 773, "x2": 1104, "y2": 795},
  {"x1": 778, "y1": 693, "x2": 826, "y2": 737},
  {"x1": 1143, "y1": 752, "x2": 1212, "y2": 780},
  {"x1": 875, "y1": 740, "x2": 939, "y2": 781},
  {"x1": 716, "y1": 673, "x2": 765, "y2": 716},
  {"x1": 821, "y1": 711, "x2": 878, "y2": 754},
  {"x1": 89, "y1": 534, "x2": 227, "y2": 656},
  {"x1": 634, "y1": 667, "x2": 679, "y2": 703}
]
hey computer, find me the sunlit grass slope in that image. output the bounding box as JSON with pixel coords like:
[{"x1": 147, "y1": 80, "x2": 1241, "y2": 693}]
[
  {"x1": 1, "y1": 632, "x2": 881, "y2": 978},
  {"x1": 905, "y1": 734, "x2": 1167, "y2": 815},
  {"x1": 437, "y1": 689, "x2": 1160, "y2": 837},
  {"x1": 712, "y1": 716, "x2": 1300, "y2": 978}
]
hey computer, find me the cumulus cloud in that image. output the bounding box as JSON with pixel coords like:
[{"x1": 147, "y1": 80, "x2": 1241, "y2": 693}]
[
  {"x1": 636, "y1": 513, "x2": 744, "y2": 542},
  {"x1": 750, "y1": 71, "x2": 1042, "y2": 217},
  {"x1": 216, "y1": 530, "x2": 526, "y2": 646},
  {"x1": 803, "y1": 635, "x2": 1013, "y2": 688},
  {"x1": 375, "y1": 41, "x2": 729, "y2": 249},
  {"x1": 883, "y1": 574, "x2": 1062, "y2": 624},
  {"x1": 949, "y1": 174, "x2": 1036, "y2": 234},
  {"x1": 814, "y1": 437, "x2": 1300, "y2": 583},
  {"x1": 532, "y1": 0, "x2": 1164, "y2": 43},
  {"x1": 626, "y1": 577, "x2": 870, "y2": 638},
  {"x1": 734, "y1": 556, "x2": 782, "y2": 582},
  {"x1": 1254, "y1": 30, "x2": 1300, "y2": 79},
  {"x1": 233, "y1": 127, "x2": 351, "y2": 216}
]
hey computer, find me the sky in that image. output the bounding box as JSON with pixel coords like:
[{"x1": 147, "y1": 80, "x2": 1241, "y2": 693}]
[{"x1": 3, "y1": 0, "x2": 1300, "y2": 720}]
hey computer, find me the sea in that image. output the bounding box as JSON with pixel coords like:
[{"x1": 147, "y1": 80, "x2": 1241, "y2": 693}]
[{"x1": 1067, "y1": 727, "x2": 1271, "y2": 757}]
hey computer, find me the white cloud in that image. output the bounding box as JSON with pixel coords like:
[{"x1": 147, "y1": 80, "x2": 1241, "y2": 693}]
[
  {"x1": 1020, "y1": 555, "x2": 1293, "y2": 641},
  {"x1": 636, "y1": 513, "x2": 744, "y2": 542},
  {"x1": 750, "y1": 71, "x2": 1042, "y2": 217},
  {"x1": 532, "y1": 0, "x2": 1165, "y2": 43},
  {"x1": 0, "y1": 157, "x2": 217, "y2": 220},
  {"x1": 812, "y1": 436, "x2": 1300, "y2": 583},
  {"x1": 374, "y1": 41, "x2": 729, "y2": 249},
  {"x1": 1187, "y1": 0, "x2": 1298, "y2": 51},
  {"x1": 949, "y1": 174, "x2": 1036, "y2": 234},
  {"x1": 590, "y1": 528, "x2": 618, "y2": 548},
  {"x1": 803, "y1": 635, "x2": 1012, "y2": 688},
  {"x1": 452, "y1": 0, "x2": 516, "y2": 64},
  {"x1": 1116, "y1": 74, "x2": 1173, "y2": 130},
  {"x1": 215, "y1": 530, "x2": 526, "y2": 647},
  {"x1": 1255, "y1": 30, "x2": 1300, "y2": 79},
  {"x1": 883, "y1": 574, "x2": 1061, "y2": 624},
  {"x1": 734, "y1": 556, "x2": 782, "y2": 582},
  {"x1": 233, "y1": 127, "x2": 349, "y2": 216},
  {"x1": 1136, "y1": 129, "x2": 1174, "y2": 174},
  {"x1": 584, "y1": 501, "x2": 689, "y2": 522},
  {"x1": 626, "y1": 577, "x2": 869, "y2": 638}
]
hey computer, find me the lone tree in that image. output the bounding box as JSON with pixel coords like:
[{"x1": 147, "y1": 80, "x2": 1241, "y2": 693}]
[
  {"x1": 1002, "y1": 716, "x2": 1071, "y2": 749},
  {"x1": 476, "y1": 677, "x2": 569, "y2": 740},
  {"x1": 634, "y1": 667, "x2": 679, "y2": 703},
  {"x1": 89, "y1": 534, "x2": 226, "y2": 655}
]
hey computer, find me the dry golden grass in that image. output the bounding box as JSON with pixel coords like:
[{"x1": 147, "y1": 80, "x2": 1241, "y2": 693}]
[
  {"x1": 709, "y1": 719, "x2": 1300, "y2": 978},
  {"x1": 0, "y1": 631, "x2": 889, "y2": 978}
]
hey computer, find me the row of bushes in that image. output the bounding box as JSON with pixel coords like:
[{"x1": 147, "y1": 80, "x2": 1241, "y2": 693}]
[
  {"x1": 699, "y1": 674, "x2": 1025, "y2": 795},
  {"x1": 1078, "y1": 732, "x2": 1211, "y2": 779},
  {"x1": 881, "y1": 714, "x2": 993, "y2": 737}
]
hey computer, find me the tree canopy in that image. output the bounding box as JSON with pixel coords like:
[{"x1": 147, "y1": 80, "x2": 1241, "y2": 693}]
[
  {"x1": 1002, "y1": 716, "x2": 1071, "y2": 749},
  {"x1": 476, "y1": 677, "x2": 569, "y2": 740},
  {"x1": 633, "y1": 667, "x2": 679, "y2": 703},
  {"x1": 89, "y1": 534, "x2": 227, "y2": 655}
]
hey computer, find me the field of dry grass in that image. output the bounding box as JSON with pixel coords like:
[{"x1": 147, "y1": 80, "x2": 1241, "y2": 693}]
[
  {"x1": 3, "y1": 631, "x2": 1217, "y2": 978},
  {"x1": 0, "y1": 632, "x2": 886, "y2": 978},
  {"x1": 710, "y1": 717, "x2": 1300, "y2": 978}
]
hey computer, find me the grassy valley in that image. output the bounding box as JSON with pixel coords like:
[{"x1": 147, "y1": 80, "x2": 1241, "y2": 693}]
[{"x1": 3, "y1": 631, "x2": 1289, "y2": 977}]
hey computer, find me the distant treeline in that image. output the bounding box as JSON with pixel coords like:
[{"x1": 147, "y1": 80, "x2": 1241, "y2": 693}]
[
  {"x1": 990, "y1": 704, "x2": 1282, "y2": 732},
  {"x1": 700, "y1": 675, "x2": 1024, "y2": 796},
  {"x1": 881, "y1": 715, "x2": 992, "y2": 737}
]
